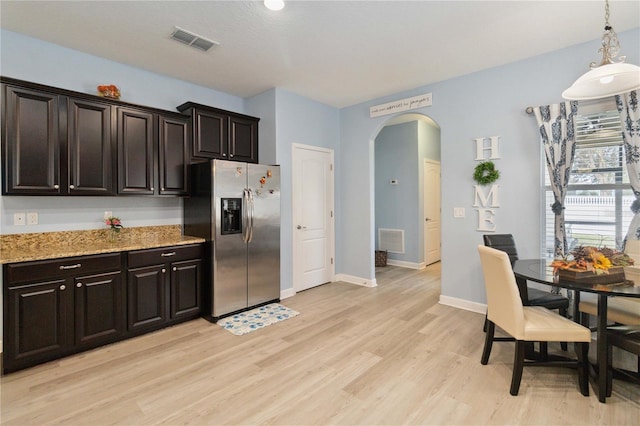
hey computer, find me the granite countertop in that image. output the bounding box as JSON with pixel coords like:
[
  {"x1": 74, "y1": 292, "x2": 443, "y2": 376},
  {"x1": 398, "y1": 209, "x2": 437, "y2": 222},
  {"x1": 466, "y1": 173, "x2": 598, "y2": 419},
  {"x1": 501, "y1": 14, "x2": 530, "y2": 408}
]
[{"x1": 0, "y1": 225, "x2": 206, "y2": 265}]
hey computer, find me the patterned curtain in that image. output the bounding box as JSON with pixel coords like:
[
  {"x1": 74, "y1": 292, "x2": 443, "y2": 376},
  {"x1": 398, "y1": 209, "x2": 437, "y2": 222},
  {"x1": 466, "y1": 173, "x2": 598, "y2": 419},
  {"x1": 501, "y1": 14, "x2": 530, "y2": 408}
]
[
  {"x1": 534, "y1": 101, "x2": 579, "y2": 258},
  {"x1": 616, "y1": 90, "x2": 640, "y2": 241}
]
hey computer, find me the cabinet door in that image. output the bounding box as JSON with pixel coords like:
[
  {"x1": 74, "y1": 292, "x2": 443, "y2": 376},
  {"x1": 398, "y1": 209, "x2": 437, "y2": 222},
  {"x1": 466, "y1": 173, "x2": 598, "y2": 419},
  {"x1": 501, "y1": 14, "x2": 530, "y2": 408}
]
[
  {"x1": 229, "y1": 115, "x2": 258, "y2": 163},
  {"x1": 68, "y1": 98, "x2": 115, "y2": 195},
  {"x1": 117, "y1": 107, "x2": 155, "y2": 194},
  {"x1": 4, "y1": 279, "x2": 72, "y2": 372},
  {"x1": 127, "y1": 265, "x2": 166, "y2": 332},
  {"x1": 193, "y1": 108, "x2": 228, "y2": 159},
  {"x1": 170, "y1": 259, "x2": 202, "y2": 319},
  {"x1": 75, "y1": 271, "x2": 124, "y2": 347},
  {"x1": 158, "y1": 114, "x2": 189, "y2": 196},
  {"x1": 3, "y1": 85, "x2": 61, "y2": 194}
]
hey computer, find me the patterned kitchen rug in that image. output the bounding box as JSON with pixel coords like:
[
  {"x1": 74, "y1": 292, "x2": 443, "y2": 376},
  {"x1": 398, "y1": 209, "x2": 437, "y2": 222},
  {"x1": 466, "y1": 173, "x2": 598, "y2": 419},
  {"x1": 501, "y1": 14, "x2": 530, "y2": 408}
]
[{"x1": 217, "y1": 303, "x2": 300, "y2": 336}]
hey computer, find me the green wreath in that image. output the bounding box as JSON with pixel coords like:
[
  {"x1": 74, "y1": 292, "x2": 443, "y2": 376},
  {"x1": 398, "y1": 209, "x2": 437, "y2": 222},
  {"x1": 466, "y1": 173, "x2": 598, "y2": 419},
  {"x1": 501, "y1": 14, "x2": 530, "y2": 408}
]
[{"x1": 473, "y1": 161, "x2": 500, "y2": 185}]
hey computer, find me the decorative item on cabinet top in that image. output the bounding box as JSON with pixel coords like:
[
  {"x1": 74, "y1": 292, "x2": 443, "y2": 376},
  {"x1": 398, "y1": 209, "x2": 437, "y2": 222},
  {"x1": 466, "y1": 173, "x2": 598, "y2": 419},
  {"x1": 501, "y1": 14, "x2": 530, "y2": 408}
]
[{"x1": 97, "y1": 84, "x2": 120, "y2": 99}]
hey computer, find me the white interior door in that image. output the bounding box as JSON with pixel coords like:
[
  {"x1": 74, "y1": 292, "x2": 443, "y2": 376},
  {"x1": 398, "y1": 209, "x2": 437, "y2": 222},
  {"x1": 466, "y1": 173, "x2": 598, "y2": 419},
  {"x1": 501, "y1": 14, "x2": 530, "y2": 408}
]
[
  {"x1": 424, "y1": 160, "x2": 441, "y2": 265},
  {"x1": 292, "y1": 144, "x2": 335, "y2": 292}
]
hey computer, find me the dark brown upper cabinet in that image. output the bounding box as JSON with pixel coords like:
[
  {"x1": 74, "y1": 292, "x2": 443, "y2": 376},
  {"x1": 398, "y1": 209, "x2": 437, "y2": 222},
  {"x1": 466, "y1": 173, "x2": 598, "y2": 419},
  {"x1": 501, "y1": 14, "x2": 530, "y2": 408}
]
[
  {"x1": 1, "y1": 76, "x2": 190, "y2": 197},
  {"x1": 177, "y1": 102, "x2": 259, "y2": 164},
  {"x1": 1, "y1": 82, "x2": 117, "y2": 196},
  {"x1": 67, "y1": 97, "x2": 115, "y2": 194},
  {"x1": 158, "y1": 114, "x2": 190, "y2": 196},
  {"x1": 117, "y1": 107, "x2": 189, "y2": 196},
  {"x1": 117, "y1": 107, "x2": 155, "y2": 195},
  {"x1": 2, "y1": 84, "x2": 62, "y2": 195}
]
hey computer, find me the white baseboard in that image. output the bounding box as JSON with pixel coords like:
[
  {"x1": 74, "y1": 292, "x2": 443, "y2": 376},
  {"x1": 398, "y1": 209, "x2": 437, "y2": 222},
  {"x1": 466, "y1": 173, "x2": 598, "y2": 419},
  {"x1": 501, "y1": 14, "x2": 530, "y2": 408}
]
[
  {"x1": 386, "y1": 259, "x2": 426, "y2": 269},
  {"x1": 334, "y1": 273, "x2": 377, "y2": 288},
  {"x1": 280, "y1": 288, "x2": 296, "y2": 300},
  {"x1": 439, "y1": 295, "x2": 486, "y2": 314}
]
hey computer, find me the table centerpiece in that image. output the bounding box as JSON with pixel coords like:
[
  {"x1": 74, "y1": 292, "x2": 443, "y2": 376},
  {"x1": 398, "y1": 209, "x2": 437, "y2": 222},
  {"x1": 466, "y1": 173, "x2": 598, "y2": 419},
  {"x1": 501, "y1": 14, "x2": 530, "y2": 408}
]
[{"x1": 550, "y1": 245, "x2": 634, "y2": 283}]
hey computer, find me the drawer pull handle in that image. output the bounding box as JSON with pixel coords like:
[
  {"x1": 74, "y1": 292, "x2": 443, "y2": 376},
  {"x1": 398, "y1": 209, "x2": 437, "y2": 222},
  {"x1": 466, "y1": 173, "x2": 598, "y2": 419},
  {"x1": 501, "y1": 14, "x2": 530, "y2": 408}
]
[
  {"x1": 161, "y1": 252, "x2": 176, "y2": 257},
  {"x1": 59, "y1": 263, "x2": 82, "y2": 270},
  {"x1": 59, "y1": 285, "x2": 66, "y2": 291}
]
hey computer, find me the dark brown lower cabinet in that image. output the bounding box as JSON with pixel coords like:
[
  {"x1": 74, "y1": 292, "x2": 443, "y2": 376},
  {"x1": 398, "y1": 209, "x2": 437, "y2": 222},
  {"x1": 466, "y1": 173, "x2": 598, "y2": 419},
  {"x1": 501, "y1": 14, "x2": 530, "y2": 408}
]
[
  {"x1": 2, "y1": 243, "x2": 203, "y2": 374},
  {"x1": 127, "y1": 244, "x2": 202, "y2": 334},
  {"x1": 3, "y1": 253, "x2": 123, "y2": 373}
]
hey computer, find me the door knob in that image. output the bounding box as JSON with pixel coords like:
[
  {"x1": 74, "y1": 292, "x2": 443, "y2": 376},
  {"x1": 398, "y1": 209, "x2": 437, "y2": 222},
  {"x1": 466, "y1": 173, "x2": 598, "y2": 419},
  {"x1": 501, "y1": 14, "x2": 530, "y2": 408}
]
[
  {"x1": 425, "y1": 218, "x2": 431, "y2": 222},
  {"x1": 297, "y1": 225, "x2": 302, "y2": 229}
]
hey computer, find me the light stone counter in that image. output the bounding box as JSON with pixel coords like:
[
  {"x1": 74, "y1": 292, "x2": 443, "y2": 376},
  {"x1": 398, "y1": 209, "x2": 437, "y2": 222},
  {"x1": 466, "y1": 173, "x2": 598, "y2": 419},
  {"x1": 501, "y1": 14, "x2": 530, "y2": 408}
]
[{"x1": 0, "y1": 225, "x2": 205, "y2": 265}]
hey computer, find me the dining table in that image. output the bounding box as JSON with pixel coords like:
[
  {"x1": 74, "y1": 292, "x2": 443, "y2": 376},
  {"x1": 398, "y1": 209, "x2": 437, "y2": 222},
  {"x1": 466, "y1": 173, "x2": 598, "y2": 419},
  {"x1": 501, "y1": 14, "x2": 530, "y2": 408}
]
[{"x1": 513, "y1": 259, "x2": 640, "y2": 403}]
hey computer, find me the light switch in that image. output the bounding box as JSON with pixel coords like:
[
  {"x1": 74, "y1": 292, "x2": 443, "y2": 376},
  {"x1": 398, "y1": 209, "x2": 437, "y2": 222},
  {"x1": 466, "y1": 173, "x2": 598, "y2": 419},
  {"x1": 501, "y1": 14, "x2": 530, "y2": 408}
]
[{"x1": 453, "y1": 207, "x2": 465, "y2": 218}]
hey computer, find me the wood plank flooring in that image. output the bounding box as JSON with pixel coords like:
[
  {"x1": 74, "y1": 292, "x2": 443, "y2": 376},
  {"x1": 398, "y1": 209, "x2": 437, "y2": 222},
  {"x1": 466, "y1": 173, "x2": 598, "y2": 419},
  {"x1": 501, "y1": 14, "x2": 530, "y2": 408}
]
[{"x1": 1, "y1": 263, "x2": 638, "y2": 425}]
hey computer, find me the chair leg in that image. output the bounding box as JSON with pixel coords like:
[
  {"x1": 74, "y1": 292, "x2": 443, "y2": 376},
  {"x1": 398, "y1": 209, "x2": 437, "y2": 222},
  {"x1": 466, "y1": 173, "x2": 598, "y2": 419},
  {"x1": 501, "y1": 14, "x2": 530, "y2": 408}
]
[
  {"x1": 576, "y1": 342, "x2": 590, "y2": 397},
  {"x1": 559, "y1": 307, "x2": 568, "y2": 351},
  {"x1": 510, "y1": 340, "x2": 526, "y2": 396},
  {"x1": 539, "y1": 342, "x2": 548, "y2": 360},
  {"x1": 483, "y1": 314, "x2": 488, "y2": 333},
  {"x1": 481, "y1": 320, "x2": 495, "y2": 365}
]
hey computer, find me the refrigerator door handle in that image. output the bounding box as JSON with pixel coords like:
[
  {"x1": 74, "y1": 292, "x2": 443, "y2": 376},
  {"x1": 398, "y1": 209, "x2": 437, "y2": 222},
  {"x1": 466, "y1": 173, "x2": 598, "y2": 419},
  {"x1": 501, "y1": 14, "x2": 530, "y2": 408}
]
[
  {"x1": 242, "y1": 188, "x2": 250, "y2": 243},
  {"x1": 248, "y1": 188, "x2": 255, "y2": 243}
]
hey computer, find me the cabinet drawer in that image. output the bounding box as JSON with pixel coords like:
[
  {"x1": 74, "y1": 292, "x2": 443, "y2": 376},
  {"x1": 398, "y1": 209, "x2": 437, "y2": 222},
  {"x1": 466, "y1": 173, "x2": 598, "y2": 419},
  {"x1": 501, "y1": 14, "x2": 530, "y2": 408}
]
[
  {"x1": 127, "y1": 244, "x2": 203, "y2": 268},
  {"x1": 6, "y1": 253, "x2": 121, "y2": 284}
]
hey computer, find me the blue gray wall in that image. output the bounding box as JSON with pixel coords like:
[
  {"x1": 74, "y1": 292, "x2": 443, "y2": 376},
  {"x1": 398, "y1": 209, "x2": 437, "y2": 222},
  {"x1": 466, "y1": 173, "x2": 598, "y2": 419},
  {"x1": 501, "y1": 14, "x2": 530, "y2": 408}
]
[
  {"x1": 2, "y1": 27, "x2": 639, "y2": 312},
  {"x1": 339, "y1": 28, "x2": 640, "y2": 308}
]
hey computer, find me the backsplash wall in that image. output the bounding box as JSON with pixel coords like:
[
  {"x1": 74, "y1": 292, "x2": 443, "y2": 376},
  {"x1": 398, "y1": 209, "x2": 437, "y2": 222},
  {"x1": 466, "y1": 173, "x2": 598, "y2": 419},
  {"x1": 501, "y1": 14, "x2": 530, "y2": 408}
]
[{"x1": 0, "y1": 196, "x2": 182, "y2": 235}]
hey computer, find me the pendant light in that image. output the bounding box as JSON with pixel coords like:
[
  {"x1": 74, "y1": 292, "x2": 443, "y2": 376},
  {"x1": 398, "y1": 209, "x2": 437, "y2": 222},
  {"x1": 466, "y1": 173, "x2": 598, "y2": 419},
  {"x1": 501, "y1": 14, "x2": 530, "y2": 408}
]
[{"x1": 562, "y1": 0, "x2": 640, "y2": 100}]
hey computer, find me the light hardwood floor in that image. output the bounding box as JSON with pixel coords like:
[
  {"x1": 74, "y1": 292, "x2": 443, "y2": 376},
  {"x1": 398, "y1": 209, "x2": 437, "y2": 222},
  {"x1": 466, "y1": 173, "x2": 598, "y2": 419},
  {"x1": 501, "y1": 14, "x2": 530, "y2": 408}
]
[{"x1": 1, "y1": 264, "x2": 638, "y2": 425}]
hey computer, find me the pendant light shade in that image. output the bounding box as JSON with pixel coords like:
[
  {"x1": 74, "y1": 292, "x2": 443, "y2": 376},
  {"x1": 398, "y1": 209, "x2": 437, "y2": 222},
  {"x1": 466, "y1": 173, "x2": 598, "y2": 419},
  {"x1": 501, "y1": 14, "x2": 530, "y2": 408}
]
[
  {"x1": 562, "y1": 0, "x2": 640, "y2": 101},
  {"x1": 562, "y1": 62, "x2": 640, "y2": 100}
]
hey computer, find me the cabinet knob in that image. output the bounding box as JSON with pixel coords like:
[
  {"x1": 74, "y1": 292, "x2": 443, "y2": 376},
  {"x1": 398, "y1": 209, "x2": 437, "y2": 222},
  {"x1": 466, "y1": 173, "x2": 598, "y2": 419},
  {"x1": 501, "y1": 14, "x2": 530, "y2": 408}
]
[
  {"x1": 162, "y1": 268, "x2": 166, "y2": 273},
  {"x1": 76, "y1": 283, "x2": 82, "y2": 288},
  {"x1": 151, "y1": 187, "x2": 154, "y2": 191},
  {"x1": 54, "y1": 184, "x2": 59, "y2": 189},
  {"x1": 222, "y1": 153, "x2": 227, "y2": 157},
  {"x1": 161, "y1": 187, "x2": 165, "y2": 191},
  {"x1": 173, "y1": 267, "x2": 177, "y2": 271},
  {"x1": 229, "y1": 154, "x2": 234, "y2": 158},
  {"x1": 69, "y1": 185, "x2": 75, "y2": 190},
  {"x1": 59, "y1": 285, "x2": 66, "y2": 291}
]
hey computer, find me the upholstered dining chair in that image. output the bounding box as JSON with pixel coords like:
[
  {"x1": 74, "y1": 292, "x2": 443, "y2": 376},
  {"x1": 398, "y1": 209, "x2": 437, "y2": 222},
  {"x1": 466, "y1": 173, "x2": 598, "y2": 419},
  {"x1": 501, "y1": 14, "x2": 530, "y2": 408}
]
[
  {"x1": 483, "y1": 234, "x2": 570, "y2": 316},
  {"x1": 483, "y1": 234, "x2": 570, "y2": 354},
  {"x1": 478, "y1": 245, "x2": 591, "y2": 396},
  {"x1": 606, "y1": 325, "x2": 640, "y2": 397}
]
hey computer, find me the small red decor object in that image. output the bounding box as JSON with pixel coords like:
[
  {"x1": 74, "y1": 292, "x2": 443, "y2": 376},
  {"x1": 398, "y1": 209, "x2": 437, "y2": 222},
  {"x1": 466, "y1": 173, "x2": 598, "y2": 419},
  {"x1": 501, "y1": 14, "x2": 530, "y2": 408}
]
[{"x1": 97, "y1": 84, "x2": 120, "y2": 99}]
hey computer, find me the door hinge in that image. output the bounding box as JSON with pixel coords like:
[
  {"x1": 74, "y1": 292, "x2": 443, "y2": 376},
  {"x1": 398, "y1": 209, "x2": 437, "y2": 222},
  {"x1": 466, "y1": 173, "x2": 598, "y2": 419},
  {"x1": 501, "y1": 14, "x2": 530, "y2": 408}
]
[
  {"x1": 330, "y1": 210, "x2": 333, "y2": 218},
  {"x1": 331, "y1": 257, "x2": 334, "y2": 265},
  {"x1": 330, "y1": 164, "x2": 333, "y2": 171}
]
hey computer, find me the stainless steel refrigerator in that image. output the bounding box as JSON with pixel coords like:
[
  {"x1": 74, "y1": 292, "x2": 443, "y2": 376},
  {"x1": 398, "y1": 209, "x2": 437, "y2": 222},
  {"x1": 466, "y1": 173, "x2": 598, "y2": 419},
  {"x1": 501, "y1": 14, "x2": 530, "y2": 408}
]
[{"x1": 183, "y1": 160, "x2": 280, "y2": 320}]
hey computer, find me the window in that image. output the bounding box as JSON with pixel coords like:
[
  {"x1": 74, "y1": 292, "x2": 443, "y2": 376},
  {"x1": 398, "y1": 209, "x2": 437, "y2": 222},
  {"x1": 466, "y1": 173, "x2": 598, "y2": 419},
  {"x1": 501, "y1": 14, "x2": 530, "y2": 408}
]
[{"x1": 543, "y1": 100, "x2": 632, "y2": 257}]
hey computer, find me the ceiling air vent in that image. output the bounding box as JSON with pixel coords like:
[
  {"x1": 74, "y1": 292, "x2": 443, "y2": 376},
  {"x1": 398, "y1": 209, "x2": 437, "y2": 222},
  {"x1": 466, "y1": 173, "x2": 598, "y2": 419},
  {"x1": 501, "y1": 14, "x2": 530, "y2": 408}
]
[{"x1": 170, "y1": 26, "x2": 219, "y2": 52}]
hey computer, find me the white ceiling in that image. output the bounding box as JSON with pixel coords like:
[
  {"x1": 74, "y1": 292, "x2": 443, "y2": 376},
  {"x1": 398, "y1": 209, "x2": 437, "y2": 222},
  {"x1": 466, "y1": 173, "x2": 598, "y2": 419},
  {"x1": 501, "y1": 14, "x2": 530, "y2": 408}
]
[{"x1": 1, "y1": 1, "x2": 639, "y2": 108}]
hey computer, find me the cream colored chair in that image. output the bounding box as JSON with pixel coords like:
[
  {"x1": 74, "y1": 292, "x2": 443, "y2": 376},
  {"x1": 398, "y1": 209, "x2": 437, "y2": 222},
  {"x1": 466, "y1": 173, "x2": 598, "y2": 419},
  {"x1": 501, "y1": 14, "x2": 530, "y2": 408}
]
[
  {"x1": 578, "y1": 239, "x2": 640, "y2": 326},
  {"x1": 478, "y1": 245, "x2": 591, "y2": 396}
]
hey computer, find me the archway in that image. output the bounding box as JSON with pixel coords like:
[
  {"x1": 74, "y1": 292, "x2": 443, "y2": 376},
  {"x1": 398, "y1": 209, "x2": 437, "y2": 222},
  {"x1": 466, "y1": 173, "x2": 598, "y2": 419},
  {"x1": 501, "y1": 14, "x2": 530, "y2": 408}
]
[{"x1": 373, "y1": 113, "x2": 441, "y2": 271}]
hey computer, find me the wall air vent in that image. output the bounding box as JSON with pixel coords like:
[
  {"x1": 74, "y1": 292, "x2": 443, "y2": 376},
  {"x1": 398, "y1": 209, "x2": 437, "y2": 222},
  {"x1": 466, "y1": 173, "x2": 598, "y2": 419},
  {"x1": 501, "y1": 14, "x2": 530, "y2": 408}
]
[
  {"x1": 170, "y1": 26, "x2": 219, "y2": 52},
  {"x1": 378, "y1": 228, "x2": 405, "y2": 254}
]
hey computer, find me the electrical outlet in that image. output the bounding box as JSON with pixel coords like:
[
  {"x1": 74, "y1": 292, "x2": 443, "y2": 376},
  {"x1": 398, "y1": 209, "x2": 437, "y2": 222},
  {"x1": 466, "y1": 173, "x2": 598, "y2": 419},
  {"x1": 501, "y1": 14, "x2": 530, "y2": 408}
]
[
  {"x1": 13, "y1": 212, "x2": 26, "y2": 226},
  {"x1": 27, "y1": 212, "x2": 38, "y2": 225}
]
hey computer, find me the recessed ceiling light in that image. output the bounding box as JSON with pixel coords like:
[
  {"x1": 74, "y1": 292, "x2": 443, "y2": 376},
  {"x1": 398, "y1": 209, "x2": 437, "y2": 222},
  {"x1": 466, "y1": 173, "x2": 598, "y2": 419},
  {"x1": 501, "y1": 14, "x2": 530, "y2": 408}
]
[{"x1": 264, "y1": 0, "x2": 285, "y2": 11}]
